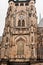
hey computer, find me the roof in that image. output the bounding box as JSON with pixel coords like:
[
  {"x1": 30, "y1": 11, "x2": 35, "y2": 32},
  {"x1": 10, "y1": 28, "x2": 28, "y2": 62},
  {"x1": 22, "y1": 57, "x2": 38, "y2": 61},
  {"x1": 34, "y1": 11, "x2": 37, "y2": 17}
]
[{"x1": 8, "y1": 0, "x2": 35, "y2": 3}]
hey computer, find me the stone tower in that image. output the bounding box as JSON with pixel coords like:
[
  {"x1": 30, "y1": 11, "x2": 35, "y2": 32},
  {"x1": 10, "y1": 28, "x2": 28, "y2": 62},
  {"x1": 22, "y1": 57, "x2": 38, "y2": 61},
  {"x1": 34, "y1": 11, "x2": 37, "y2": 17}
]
[{"x1": 1, "y1": 0, "x2": 38, "y2": 65}]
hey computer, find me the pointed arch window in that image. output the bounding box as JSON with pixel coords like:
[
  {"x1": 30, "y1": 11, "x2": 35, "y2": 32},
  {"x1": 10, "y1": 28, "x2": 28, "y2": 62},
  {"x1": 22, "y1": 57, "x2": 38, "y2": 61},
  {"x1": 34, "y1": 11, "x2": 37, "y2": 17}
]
[
  {"x1": 22, "y1": 20, "x2": 25, "y2": 26},
  {"x1": 18, "y1": 20, "x2": 21, "y2": 26},
  {"x1": 37, "y1": 43, "x2": 43, "y2": 60},
  {"x1": 18, "y1": 19, "x2": 25, "y2": 27},
  {"x1": 17, "y1": 40, "x2": 24, "y2": 55}
]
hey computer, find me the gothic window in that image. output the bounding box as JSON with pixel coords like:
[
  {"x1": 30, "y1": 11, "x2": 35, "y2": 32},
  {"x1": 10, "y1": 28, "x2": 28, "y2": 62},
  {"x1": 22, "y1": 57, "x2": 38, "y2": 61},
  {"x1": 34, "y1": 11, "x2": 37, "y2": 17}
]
[
  {"x1": 25, "y1": 3, "x2": 29, "y2": 6},
  {"x1": 18, "y1": 20, "x2": 21, "y2": 26},
  {"x1": 17, "y1": 40, "x2": 24, "y2": 55},
  {"x1": 22, "y1": 20, "x2": 25, "y2": 26},
  {"x1": 37, "y1": 43, "x2": 43, "y2": 60},
  {"x1": 20, "y1": 3, "x2": 24, "y2": 6},
  {"x1": 15, "y1": 3, "x2": 19, "y2": 6},
  {"x1": 18, "y1": 20, "x2": 25, "y2": 26}
]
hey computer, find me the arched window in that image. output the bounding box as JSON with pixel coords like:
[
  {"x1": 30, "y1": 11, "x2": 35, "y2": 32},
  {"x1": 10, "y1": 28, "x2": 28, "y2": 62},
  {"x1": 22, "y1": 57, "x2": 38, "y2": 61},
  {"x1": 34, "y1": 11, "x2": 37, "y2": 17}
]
[
  {"x1": 18, "y1": 20, "x2": 25, "y2": 27},
  {"x1": 22, "y1": 20, "x2": 25, "y2": 26},
  {"x1": 17, "y1": 40, "x2": 24, "y2": 55},
  {"x1": 18, "y1": 20, "x2": 21, "y2": 26},
  {"x1": 37, "y1": 43, "x2": 43, "y2": 60}
]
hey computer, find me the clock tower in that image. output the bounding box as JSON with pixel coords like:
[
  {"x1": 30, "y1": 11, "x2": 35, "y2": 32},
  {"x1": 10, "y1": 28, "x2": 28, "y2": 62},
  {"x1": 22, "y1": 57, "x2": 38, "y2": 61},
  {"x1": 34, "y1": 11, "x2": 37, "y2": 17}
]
[{"x1": 1, "y1": 0, "x2": 37, "y2": 65}]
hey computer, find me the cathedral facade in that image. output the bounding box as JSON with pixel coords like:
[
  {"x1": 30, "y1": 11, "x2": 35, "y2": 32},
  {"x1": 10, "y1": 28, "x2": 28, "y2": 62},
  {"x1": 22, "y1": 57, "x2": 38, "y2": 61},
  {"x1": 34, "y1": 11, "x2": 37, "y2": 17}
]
[{"x1": 0, "y1": 0, "x2": 43, "y2": 65}]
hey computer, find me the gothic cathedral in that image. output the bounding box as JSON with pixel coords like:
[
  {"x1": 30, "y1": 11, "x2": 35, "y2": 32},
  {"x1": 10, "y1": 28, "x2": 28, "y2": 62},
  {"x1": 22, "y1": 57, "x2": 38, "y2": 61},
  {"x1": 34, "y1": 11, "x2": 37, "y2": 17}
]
[{"x1": 0, "y1": 0, "x2": 43, "y2": 65}]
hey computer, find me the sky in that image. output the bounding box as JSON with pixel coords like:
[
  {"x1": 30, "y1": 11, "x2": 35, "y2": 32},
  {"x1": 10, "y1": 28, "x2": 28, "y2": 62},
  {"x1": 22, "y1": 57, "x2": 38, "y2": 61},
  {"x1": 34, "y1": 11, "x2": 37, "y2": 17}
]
[{"x1": 0, "y1": 0, "x2": 43, "y2": 36}]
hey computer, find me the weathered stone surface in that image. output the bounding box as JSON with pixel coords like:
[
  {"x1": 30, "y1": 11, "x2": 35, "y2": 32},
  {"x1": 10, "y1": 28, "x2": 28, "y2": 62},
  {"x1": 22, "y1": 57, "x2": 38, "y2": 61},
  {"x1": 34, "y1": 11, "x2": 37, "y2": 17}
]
[{"x1": 0, "y1": 0, "x2": 43, "y2": 65}]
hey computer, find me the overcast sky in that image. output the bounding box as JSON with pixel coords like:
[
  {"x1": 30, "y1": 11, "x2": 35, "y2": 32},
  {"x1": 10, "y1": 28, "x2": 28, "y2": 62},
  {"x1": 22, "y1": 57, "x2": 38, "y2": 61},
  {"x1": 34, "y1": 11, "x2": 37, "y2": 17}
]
[{"x1": 0, "y1": 0, "x2": 43, "y2": 36}]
